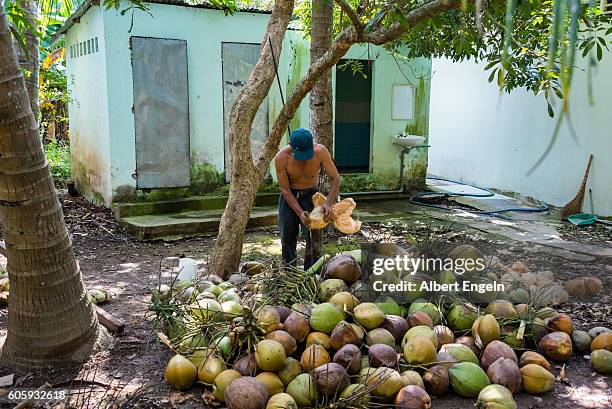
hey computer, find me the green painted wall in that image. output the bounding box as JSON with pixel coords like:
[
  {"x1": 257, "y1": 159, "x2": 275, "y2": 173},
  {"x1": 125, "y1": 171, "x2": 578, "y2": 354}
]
[{"x1": 65, "y1": 3, "x2": 432, "y2": 204}]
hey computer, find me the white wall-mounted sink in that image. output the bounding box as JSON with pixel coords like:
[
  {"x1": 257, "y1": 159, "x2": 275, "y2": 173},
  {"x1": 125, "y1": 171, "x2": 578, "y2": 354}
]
[{"x1": 392, "y1": 134, "x2": 425, "y2": 147}]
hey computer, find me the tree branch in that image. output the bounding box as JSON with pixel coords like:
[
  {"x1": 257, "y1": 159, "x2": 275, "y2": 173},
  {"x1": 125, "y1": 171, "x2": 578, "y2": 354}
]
[
  {"x1": 363, "y1": 0, "x2": 464, "y2": 44},
  {"x1": 334, "y1": 0, "x2": 363, "y2": 33}
]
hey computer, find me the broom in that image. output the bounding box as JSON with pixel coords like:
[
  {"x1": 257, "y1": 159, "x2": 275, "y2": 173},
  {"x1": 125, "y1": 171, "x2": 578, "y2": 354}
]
[{"x1": 561, "y1": 154, "x2": 594, "y2": 220}]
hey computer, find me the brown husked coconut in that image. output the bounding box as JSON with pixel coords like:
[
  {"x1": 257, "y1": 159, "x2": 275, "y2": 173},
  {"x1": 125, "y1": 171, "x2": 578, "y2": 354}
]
[
  {"x1": 518, "y1": 351, "x2": 551, "y2": 372},
  {"x1": 456, "y1": 336, "x2": 480, "y2": 356},
  {"x1": 583, "y1": 276, "x2": 603, "y2": 295},
  {"x1": 422, "y1": 365, "x2": 449, "y2": 397},
  {"x1": 333, "y1": 344, "x2": 362, "y2": 374},
  {"x1": 395, "y1": 385, "x2": 432, "y2": 409},
  {"x1": 592, "y1": 333, "x2": 612, "y2": 352},
  {"x1": 313, "y1": 363, "x2": 350, "y2": 396},
  {"x1": 511, "y1": 261, "x2": 529, "y2": 274},
  {"x1": 301, "y1": 344, "x2": 330, "y2": 372},
  {"x1": 266, "y1": 330, "x2": 297, "y2": 356},
  {"x1": 323, "y1": 253, "x2": 361, "y2": 284},
  {"x1": 408, "y1": 311, "x2": 434, "y2": 329},
  {"x1": 486, "y1": 357, "x2": 522, "y2": 394},
  {"x1": 306, "y1": 332, "x2": 331, "y2": 350},
  {"x1": 234, "y1": 354, "x2": 258, "y2": 376},
  {"x1": 548, "y1": 313, "x2": 574, "y2": 335},
  {"x1": 224, "y1": 377, "x2": 269, "y2": 409},
  {"x1": 381, "y1": 315, "x2": 410, "y2": 343},
  {"x1": 434, "y1": 325, "x2": 455, "y2": 347},
  {"x1": 284, "y1": 311, "x2": 310, "y2": 343},
  {"x1": 276, "y1": 306, "x2": 292, "y2": 323},
  {"x1": 368, "y1": 344, "x2": 398, "y2": 368},
  {"x1": 480, "y1": 340, "x2": 518, "y2": 371},
  {"x1": 329, "y1": 320, "x2": 360, "y2": 350},
  {"x1": 538, "y1": 332, "x2": 573, "y2": 361}
]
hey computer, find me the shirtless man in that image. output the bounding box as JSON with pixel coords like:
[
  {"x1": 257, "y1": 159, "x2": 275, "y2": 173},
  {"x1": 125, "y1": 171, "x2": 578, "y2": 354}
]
[{"x1": 274, "y1": 128, "x2": 340, "y2": 269}]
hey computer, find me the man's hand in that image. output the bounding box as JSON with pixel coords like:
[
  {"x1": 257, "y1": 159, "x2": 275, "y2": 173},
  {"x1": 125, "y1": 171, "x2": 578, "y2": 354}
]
[
  {"x1": 321, "y1": 203, "x2": 332, "y2": 221},
  {"x1": 299, "y1": 210, "x2": 310, "y2": 226}
]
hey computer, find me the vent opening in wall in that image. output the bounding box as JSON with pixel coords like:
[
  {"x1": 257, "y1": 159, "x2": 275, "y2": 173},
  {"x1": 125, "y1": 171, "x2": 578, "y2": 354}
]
[
  {"x1": 70, "y1": 37, "x2": 100, "y2": 59},
  {"x1": 603, "y1": 0, "x2": 612, "y2": 14}
]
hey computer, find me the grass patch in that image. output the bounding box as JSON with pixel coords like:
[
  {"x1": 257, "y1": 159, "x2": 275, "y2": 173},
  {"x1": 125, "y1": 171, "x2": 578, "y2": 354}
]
[{"x1": 45, "y1": 140, "x2": 71, "y2": 185}]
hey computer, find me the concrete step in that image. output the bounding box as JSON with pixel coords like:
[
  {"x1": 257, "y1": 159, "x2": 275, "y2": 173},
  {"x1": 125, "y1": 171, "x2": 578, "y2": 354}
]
[
  {"x1": 119, "y1": 206, "x2": 278, "y2": 240},
  {"x1": 113, "y1": 192, "x2": 280, "y2": 219}
]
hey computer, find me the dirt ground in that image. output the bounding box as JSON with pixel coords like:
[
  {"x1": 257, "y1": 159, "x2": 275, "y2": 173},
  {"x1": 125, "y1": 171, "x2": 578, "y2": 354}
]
[{"x1": 0, "y1": 192, "x2": 610, "y2": 409}]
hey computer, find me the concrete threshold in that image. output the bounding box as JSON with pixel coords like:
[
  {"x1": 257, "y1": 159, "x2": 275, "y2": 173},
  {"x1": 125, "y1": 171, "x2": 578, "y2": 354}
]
[{"x1": 120, "y1": 205, "x2": 278, "y2": 240}]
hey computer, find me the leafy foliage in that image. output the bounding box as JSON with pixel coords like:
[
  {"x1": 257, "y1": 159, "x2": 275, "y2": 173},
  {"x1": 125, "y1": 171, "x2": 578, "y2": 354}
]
[{"x1": 45, "y1": 140, "x2": 71, "y2": 184}]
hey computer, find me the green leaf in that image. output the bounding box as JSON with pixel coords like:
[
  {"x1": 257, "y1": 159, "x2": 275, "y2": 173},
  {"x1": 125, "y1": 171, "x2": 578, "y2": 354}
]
[
  {"x1": 597, "y1": 43, "x2": 603, "y2": 61},
  {"x1": 488, "y1": 68, "x2": 498, "y2": 83}
]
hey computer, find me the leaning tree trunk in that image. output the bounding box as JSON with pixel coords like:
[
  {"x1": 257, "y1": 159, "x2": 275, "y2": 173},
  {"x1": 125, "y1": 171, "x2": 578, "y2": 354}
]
[
  {"x1": 14, "y1": 0, "x2": 39, "y2": 120},
  {"x1": 0, "y1": 0, "x2": 106, "y2": 369},
  {"x1": 309, "y1": 0, "x2": 334, "y2": 265},
  {"x1": 208, "y1": 0, "x2": 296, "y2": 278},
  {"x1": 210, "y1": 0, "x2": 462, "y2": 277}
]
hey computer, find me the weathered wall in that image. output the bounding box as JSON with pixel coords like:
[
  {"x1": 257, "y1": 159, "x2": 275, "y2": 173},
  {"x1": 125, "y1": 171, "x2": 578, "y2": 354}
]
[
  {"x1": 281, "y1": 33, "x2": 432, "y2": 191},
  {"x1": 67, "y1": 3, "x2": 432, "y2": 203},
  {"x1": 102, "y1": 3, "x2": 271, "y2": 201},
  {"x1": 65, "y1": 6, "x2": 112, "y2": 204},
  {"x1": 428, "y1": 55, "x2": 612, "y2": 217}
]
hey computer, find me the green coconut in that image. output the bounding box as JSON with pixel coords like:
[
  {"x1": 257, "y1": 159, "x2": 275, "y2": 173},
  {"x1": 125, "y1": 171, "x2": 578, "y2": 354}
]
[
  {"x1": 407, "y1": 299, "x2": 441, "y2": 325},
  {"x1": 255, "y1": 339, "x2": 286, "y2": 372},
  {"x1": 212, "y1": 369, "x2": 241, "y2": 402},
  {"x1": 318, "y1": 279, "x2": 349, "y2": 302},
  {"x1": 403, "y1": 336, "x2": 437, "y2": 365},
  {"x1": 508, "y1": 288, "x2": 530, "y2": 304},
  {"x1": 571, "y1": 330, "x2": 592, "y2": 354},
  {"x1": 191, "y1": 299, "x2": 225, "y2": 323},
  {"x1": 218, "y1": 289, "x2": 240, "y2": 303},
  {"x1": 375, "y1": 296, "x2": 402, "y2": 316},
  {"x1": 448, "y1": 362, "x2": 491, "y2": 398},
  {"x1": 535, "y1": 307, "x2": 558, "y2": 320},
  {"x1": 366, "y1": 328, "x2": 396, "y2": 347},
  {"x1": 473, "y1": 314, "x2": 500, "y2": 347},
  {"x1": 286, "y1": 374, "x2": 318, "y2": 407},
  {"x1": 310, "y1": 303, "x2": 345, "y2": 334},
  {"x1": 339, "y1": 384, "x2": 369, "y2": 404},
  {"x1": 446, "y1": 303, "x2": 478, "y2": 331},
  {"x1": 329, "y1": 292, "x2": 360, "y2": 312},
  {"x1": 401, "y1": 326, "x2": 438, "y2": 350},
  {"x1": 221, "y1": 300, "x2": 243, "y2": 319},
  {"x1": 277, "y1": 357, "x2": 303, "y2": 385},
  {"x1": 266, "y1": 393, "x2": 298, "y2": 409},
  {"x1": 439, "y1": 343, "x2": 479, "y2": 365},
  {"x1": 400, "y1": 370, "x2": 425, "y2": 388},
  {"x1": 590, "y1": 349, "x2": 612, "y2": 375},
  {"x1": 353, "y1": 302, "x2": 385, "y2": 330},
  {"x1": 475, "y1": 384, "x2": 517, "y2": 409},
  {"x1": 366, "y1": 367, "x2": 403, "y2": 400}
]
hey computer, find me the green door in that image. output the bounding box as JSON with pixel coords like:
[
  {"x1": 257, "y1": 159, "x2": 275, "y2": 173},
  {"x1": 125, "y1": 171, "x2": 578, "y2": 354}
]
[{"x1": 334, "y1": 60, "x2": 372, "y2": 173}]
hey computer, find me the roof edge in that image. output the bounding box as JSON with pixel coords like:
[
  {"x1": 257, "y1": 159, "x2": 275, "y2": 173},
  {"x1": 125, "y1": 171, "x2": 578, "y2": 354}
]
[{"x1": 54, "y1": 0, "x2": 272, "y2": 40}]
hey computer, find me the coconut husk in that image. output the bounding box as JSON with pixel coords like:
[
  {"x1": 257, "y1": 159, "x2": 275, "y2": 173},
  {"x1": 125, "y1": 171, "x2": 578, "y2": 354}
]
[{"x1": 306, "y1": 193, "x2": 361, "y2": 234}]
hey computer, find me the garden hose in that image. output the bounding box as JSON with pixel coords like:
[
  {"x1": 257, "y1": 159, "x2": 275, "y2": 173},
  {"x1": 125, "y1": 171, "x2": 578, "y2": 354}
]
[{"x1": 409, "y1": 177, "x2": 549, "y2": 215}]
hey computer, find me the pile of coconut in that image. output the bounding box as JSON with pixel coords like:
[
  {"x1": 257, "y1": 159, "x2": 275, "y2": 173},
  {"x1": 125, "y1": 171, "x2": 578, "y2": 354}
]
[{"x1": 151, "y1": 250, "x2": 611, "y2": 409}]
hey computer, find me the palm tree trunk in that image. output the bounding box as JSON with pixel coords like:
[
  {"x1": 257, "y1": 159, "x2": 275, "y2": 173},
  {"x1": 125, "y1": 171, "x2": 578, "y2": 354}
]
[
  {"x1": 309, "y1": 0, "x2": 334, "y2": 265},
  {"x1": 0, "y1": 0, "x2": 106, "y2": 369},
  {"x1": 14, "y1": 0, "x2": 39, "y2": 120}
]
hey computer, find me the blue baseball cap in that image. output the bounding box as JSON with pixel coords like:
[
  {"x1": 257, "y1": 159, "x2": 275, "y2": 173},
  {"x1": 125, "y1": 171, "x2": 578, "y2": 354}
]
[{"x1": 290, "y1": 128, "x2": 314, "y2": 161}]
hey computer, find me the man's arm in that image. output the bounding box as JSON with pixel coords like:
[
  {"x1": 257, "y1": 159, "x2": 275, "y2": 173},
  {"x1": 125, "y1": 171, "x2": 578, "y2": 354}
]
[
  {"x1": 275, "y1": 153, "x2": 309, "y2": 224},
  {"x1": 320, "y1": 146, "x2": 340, "y2": 211}
]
